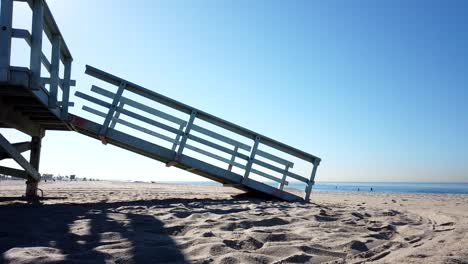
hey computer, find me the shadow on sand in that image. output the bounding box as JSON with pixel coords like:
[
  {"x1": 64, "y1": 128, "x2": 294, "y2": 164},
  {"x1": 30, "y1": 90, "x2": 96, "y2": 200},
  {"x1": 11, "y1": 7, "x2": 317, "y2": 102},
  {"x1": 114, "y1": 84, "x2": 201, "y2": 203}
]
[{"x1": 0, "y1": 198, "x2": 210, "y2": 263}]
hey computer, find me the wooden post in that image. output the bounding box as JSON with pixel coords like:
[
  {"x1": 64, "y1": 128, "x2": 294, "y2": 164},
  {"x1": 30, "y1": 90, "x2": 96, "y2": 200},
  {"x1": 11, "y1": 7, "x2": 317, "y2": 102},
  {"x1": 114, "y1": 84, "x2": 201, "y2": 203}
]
[
  {"x1": 304, "y1": 159, "x2": 321, "y2": 201},
  {"x1": 171, "y1": 123, "x2": 185, "y2": 151},
  {"x1": 29, "y1": 0, "x2": 44, "y2": 90},
  {"x1": 26, "y1": 131, "x2": 43, "y2": 199},
  {"x1": 278, "y1": 164, "x2": 291, "y2": 190},
  {"x1": 109, "y1": 101, "x2": 125, "y2": 129},
  {"x1": 49, "y1": 35, "x2": 60, "y2": 108},
  {"x1": 60, "y1": 59, "x2": 72, "y2": 119},
  {"x1": 242, "y1": 136, "x2": 260, "y2": 181},
  {"x1": 99, "y1": 82, "x2": 126, "y2": 144},
  {"x1": 176, "y1": 110, "x2": 196, "y2": 157},
  {"x1": 0, "y1": 0, "x2": 13, "y2": 82},
  {"x1": 227, "y1": 146, "x2": 239, "y2": 171}
]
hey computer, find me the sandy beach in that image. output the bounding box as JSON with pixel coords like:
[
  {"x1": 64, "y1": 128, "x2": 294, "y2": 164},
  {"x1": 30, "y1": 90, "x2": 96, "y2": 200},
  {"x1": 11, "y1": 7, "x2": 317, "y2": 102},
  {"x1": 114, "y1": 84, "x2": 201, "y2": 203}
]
[{"x1": 0, "y1": 180, "x2": 467, "y2": 264}]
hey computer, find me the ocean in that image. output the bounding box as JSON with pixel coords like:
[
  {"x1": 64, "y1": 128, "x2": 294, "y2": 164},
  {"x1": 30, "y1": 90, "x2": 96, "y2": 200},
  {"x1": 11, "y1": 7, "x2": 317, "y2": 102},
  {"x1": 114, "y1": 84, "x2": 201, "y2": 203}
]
[{"x1": 163, "y1": 181, "x2": 468, "y2": 194}]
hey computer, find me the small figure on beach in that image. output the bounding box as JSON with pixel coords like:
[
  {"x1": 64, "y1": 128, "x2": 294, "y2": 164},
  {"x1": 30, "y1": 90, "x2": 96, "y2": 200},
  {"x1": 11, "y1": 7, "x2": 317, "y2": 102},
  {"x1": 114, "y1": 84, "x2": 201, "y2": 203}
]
[
  {"x1": 358, "y1": 188, "x2": 360, "y2": 192},
  {"x1": 370, "y1": 187, "x2": 373, "y2": 192}
]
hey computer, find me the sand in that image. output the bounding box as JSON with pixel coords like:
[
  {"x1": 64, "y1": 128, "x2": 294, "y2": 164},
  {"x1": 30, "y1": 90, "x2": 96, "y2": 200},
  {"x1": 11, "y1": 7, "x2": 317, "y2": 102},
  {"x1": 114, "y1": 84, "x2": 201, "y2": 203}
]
[{"x1": 0, "y1": 180, "x2": 467, "y2": 264}]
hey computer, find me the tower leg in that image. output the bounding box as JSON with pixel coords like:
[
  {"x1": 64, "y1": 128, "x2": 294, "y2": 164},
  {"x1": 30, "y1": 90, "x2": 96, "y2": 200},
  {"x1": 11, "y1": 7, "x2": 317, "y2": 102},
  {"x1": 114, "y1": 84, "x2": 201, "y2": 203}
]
[{"x1": 26, "y1": 134, "x2": 42, "y2": 199}]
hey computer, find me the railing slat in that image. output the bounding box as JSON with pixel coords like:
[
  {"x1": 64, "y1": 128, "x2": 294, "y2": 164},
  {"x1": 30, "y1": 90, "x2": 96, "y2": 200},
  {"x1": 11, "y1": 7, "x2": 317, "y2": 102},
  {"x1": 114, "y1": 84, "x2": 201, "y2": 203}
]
[
  {"x1": 252, "y1": 158, "x2": 308, "y2": 183},
  {"x1": 191, "y1": 125, "x2": 251, "y2": 151},
  {"x1": 256, "y1": 149, "x2": 294, "y2": 168},
  {"x1": 118, "y1": 107, "x2": 184, "y2": 136},
  {"x1": 91, "y1": 85, "x2": 187, "y2": 126},
  {"x1": 188, "y1": 134, "x2": 250, "y2": 160},
  {"x1": 75, "y1": 91, "x2": 112, "y2": 108},
  {"x1": 82, "y1": 106, "x2": 177, "y2": 143}
]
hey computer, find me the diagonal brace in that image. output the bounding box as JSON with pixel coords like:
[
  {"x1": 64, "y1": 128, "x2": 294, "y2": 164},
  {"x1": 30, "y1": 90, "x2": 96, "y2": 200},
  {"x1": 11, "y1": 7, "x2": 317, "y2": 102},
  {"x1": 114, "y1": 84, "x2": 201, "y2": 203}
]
[
  {"x1": 0, "y1": 141, "x2": 31, "y2": 160},
  {"x1": 0, "y1": 134, "x2": 40, "y2": 181}
]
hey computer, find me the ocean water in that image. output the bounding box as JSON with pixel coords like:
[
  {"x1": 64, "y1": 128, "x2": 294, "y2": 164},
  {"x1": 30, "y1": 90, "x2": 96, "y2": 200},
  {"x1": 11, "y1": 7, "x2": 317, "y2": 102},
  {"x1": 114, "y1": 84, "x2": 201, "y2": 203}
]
[
  {"x1": 164, "y1": 181, "x2": 468, "y2": 194},
  {"x1": 289, "y1": 182, "x2": 468, "y2": 194}
]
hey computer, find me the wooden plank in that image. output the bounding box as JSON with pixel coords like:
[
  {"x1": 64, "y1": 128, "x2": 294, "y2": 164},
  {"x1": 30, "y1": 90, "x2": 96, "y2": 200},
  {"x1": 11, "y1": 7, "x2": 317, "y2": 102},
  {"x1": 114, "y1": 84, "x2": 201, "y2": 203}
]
[
  {"x1": 118, "y1": 107, "x2": 183, "y2": 136},
  {"x1": 188, "y1": 134, "x2": 250, "y2": 160},
  {"x1": 184, "y1": 144, "x2": 244, "y2": 168},
  {"x1": 256, "y1": 149, "x2": 294, "y2": 168},
  {"x1": 83, "y1": 106, "x2": 177, "y2": 144},
  {"x1": 191, "y1": 125, "x2": 251, "y2": 151},
  {"x1": 91, "y1": 85, "x2": 187, "y2": 126},
  {"x1": 250, "y1": 168, "x2": 285, "y2": 184},
  {"x1": 75, "y1": 91, "x2": 112, "y2": 108},
  {"x1": 252, "y1": 158, "x2": 308, "y2": 183}
]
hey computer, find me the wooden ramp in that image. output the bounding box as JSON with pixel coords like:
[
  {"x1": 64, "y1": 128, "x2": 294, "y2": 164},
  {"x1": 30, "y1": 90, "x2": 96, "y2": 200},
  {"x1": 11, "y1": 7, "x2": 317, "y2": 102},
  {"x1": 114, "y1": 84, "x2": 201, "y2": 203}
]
[{"x1": 72, "y1": 65, "x2": 321, "y2": 202}]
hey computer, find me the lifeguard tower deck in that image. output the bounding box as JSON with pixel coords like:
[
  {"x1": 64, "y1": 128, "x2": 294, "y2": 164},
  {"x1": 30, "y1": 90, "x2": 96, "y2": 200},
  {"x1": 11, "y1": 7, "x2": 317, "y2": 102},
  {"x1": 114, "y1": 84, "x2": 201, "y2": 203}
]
[{"x1": 0, "y1": 0, "x2": 321, "y2": 202}]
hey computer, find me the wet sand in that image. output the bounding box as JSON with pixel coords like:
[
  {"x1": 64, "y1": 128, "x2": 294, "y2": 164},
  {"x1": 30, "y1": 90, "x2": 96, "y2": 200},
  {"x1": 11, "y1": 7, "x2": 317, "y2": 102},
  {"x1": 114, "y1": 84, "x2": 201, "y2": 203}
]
[{"x1": 0, "y1": 180, "x2": 467, "y2": 263}]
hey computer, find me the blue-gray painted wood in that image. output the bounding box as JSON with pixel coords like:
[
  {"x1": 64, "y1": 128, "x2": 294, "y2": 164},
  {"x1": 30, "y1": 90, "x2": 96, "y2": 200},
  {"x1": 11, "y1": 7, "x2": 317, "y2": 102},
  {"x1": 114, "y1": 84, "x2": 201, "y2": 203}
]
[
  {"x1": 0, "y1": 0, "x2": 13, "y2": 81},
  {"x1": 85, "y1": 65, "x2": 320, "y2": 165},
  {"x1": 279, "y1": 164, "x2": 291, "y2": 190},
  {"x1": 0, "y1": 133, "x2": 40, "y2": 180},
  {"x1": 48, "y1": 34, "x2": 60, "y2": 108},
  {"x1": 243, "y1": 136, "x2": 260, "y2": 180},
  {"x1": 304, "y1": 160, "x2": 320, "y2": 201},
  {"x1": 60, "y1": 59, "x2": 72, "y2": 119},
  {"x1": 98, "y1": 82, "x2": 125, "y2": 143},
  {"x1": 176, "y1": 110, "x2": 197, "y2": 158},
  {"x1": 29, "y1": 0, "x2": 44, "y2": 90}
]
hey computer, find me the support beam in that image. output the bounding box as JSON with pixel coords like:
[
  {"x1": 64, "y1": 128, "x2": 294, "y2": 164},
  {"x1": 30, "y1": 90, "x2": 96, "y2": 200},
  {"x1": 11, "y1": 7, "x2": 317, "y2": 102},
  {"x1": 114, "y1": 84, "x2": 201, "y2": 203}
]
[
  {"x1": 0, "y1": 166, "x2": 29, "y2": 179},
  {"x1": 0, "y1": 0, "x2": 13, "y2": 81},
  {"x1": 26, "y1": 133, "x2": 42, "y2": 198},
  {"x1": 0, "y1": 141, "x2": 31, "y2": 160}
]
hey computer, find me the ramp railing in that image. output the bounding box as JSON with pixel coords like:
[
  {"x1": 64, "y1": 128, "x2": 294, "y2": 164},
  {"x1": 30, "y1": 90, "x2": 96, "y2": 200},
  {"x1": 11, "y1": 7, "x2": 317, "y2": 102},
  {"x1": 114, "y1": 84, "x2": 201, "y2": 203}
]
[
  {"x1": 0, "y1": 0, "x2": 74, "y2": 119},
  {"x1": 76, "y1": 65, "x2": 321, "y2": 200}
]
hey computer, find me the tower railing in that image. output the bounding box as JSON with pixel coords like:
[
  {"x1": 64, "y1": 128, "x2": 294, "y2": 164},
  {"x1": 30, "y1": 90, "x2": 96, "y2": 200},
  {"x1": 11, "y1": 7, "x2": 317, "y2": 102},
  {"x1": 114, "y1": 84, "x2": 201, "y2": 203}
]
[{"x1": 0, "y1": 0, "x2": 74, "y2": 119}]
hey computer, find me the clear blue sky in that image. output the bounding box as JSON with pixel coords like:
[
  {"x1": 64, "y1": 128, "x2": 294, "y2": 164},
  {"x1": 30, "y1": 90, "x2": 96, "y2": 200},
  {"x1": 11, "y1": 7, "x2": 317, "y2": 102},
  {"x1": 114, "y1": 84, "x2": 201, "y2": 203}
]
[{"x1": 1, "y1": 0, "x2": 467, "y2": 182}]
